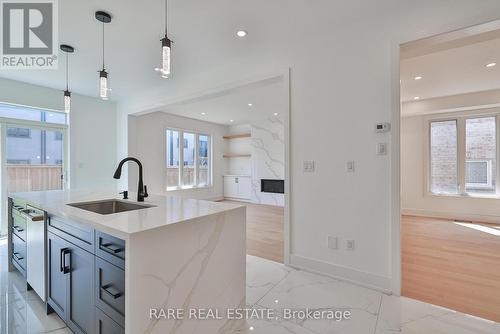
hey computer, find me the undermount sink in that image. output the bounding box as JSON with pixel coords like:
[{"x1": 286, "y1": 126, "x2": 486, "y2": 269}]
[{"x1": 67, "y1": 199, "x2": 155, "y2": 215}]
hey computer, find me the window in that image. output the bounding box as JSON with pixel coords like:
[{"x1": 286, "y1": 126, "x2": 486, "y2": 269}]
[
  {"x1": 430, "y1": 120, "x2": 458, "y2": 194},
  {"x1": 182, "y1": 132, "x2": 195, "y2": 187},
  {"x1": 428, "y1": 115, "x2": 498, "y2": 197},
  {"x1": 465, "y1": 117, "x2": 496, "y2": 194},
  {"x1": 166, "y1": 129, "x2": 211, "y2": 190},
  {"x1": 166, "y1": 129, "x2": 180, "y2": 188},
  {"x1": 198, "y1": 135, "x2": 209, "y2": 186},
  {"x1": 0, "y1": 103, "x2": 67, "y2": 124},
  {"x1": 7, "y1": 159, "x2": 31, "y2": 164},
  {"x1": 7, "y1": 127, "x2": 31, "y2": 138}
]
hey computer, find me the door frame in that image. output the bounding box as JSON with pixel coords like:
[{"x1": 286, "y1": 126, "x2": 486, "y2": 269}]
[
  {"x1": 391, "y1": 19, "x2": 500, "y2": 295},
  {"x1": 0, "y1": 116, "x2": 69, "y2": 236},
  {"x1": 126, "y1": 69, "x2": 292, "y2": 264}
]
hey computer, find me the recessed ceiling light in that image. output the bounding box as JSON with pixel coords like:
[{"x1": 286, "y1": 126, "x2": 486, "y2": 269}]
[
  {"x1": 414, "y1": 96, "x2": 420, "y2": 100},
  {"x1": 414, "y1": 76, "x2": 423, "y2": 80},
  {"x1": 229, "y1": 119, "x2": 234, "y2": 123},
  {"x1": 248, "y1": 103, "x2": 253, "y2": 107},
  {"x1": 486, "y1": 62, "x2": 497, "y2": 68},
  {"x1": 236, "y1": 30, "x2": 247, "y2": 38},
  {"x1": 154, "y1": 67, "x2": 161, "y2": 72},
  {"x1": 201, "y1": 112, "x2": 206, "y2": 115},
  {"x1": 273, "y1": 113, "x2": 278, "y2": 116}
]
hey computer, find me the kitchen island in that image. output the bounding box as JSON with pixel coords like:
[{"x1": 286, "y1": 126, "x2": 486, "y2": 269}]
[{"x1": 8, "y1": 189, "x2": 246, "y2": 334}]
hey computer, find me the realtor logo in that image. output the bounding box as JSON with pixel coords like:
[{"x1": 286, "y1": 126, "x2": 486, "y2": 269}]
[{"x1": 1, "y1": 0, "x2": 58, "y2": 69}]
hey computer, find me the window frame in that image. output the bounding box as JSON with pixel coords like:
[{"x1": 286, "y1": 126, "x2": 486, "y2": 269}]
[
  {"x1": 465, "y1": 159, "x2": 493, "y2": 189},
  {"x1": 424, "y1": 110, "x2": 500, "y2": 198},
  {"x1": 165, "y1": 127, "x2": 212, "y2": 191}
]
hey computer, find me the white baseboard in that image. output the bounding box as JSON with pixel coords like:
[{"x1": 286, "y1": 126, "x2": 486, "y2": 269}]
[
  {"x1": 402, "y1": 208, "x2": 500, "y2": 225},
  {"x1": 207, "y1": 196, "x2": 225, "y2": 202},
  {"x1": 289, "y1": 254, "x2": 392, "y2": 294}
]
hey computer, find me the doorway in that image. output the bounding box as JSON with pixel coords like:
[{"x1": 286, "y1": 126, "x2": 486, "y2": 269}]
[
  {"x1": 0, "y1": 103, "x2": 68, "y2": 236},
  {"x1": 128, "y1": 72, "x2": 290, "y2": 264},
  {"x1": 399, "y1": 21, "x2": 500, "y2": 321}
]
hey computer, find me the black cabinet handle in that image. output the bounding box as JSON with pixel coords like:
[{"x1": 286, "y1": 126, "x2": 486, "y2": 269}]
[
  {"x1": 13, "y1": 252, "x2": 23, "y2": 261},
  {"x1": 60, "y1": 248, "x2": 71, "y2": 274},
  {"x1": 101, "y1": 284, "x2": 123, "y2": 299},
  {"x1": 13, "y1": 225, "x2": 24, "y2": 232},
  {"x1": 101, "y1": 242, "x2": 124, "y2": 254}
]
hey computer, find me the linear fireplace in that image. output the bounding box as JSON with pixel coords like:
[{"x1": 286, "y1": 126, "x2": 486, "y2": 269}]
[{"x1": 261, "y1": 179, "x2": 284, "y2": 194}]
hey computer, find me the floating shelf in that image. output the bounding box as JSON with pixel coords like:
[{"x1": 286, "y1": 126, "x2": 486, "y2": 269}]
[
  {"x1": 223, "y1": 154, "x2": 252, "y2": 158},
  {"x1": 223, "y1": 133, "x2": 251, "y2": 140}
]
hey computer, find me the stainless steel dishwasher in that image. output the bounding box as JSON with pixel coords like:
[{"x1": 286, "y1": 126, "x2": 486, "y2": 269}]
[{"x1": 21, "y1": 206, "x2": 46, "y2": 301}]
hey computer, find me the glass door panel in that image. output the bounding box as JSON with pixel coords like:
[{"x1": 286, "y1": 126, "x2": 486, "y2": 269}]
[{"x1": 6, "y1": 127, "x2": 65, "y2": 192}]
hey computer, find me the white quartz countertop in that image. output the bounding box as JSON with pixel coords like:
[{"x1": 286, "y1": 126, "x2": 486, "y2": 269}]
[{"x1": 10, "y1": 189, "x2": 244, "y2": 239}]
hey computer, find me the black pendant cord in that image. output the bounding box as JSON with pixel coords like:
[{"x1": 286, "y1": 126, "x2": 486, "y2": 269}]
[
  {"x1": 65, "y1": 52, "x2": 69, "y2": 91},
  {"x1": 165, "y1": 0, "x2": 168, "y2": 35},
  {"x1": 102, "y1": 22, "x2": 105, "y2": 70}
]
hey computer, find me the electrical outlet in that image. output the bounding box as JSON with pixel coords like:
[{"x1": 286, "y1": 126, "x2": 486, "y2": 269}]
[
  {"x1": 346, "y1": 240, "x2": 355, "y2": 251},
  {"x1": 346, "y1": 161, "x2": 355, "y2": 172},
  {"x1": 327, "y1": 236, "x2": 338, "y2": 250},
  {"x1": 303, "y1": 160, "x2": 315, "y2": 172},
  {"x1": 377, "y1": 143, "x2": 387, "y2": 155}
]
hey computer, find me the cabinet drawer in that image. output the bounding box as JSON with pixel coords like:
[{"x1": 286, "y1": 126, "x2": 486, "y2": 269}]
[
  {"x1": 95, "y1": 232, "x2": 125, "y2": 270},
  {"x1": 48, "y1": 216, "x2": 95, "y2": 253},
  {"x1": 95, "y1": 307, "x2": 124, "y2": 334},
  {"x1": 95, "y1": 258, "x2": 125, "y2": 327},
  {"x1": 12, "y1": 233, "x2": 26, "y2": 271},
  {"x1": 12, "y1": 212, "x2": 27, "y2": 241}
]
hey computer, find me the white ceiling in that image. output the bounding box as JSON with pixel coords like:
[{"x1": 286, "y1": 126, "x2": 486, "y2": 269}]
[
  {"x1": 0, "y1": 0, "x2": 263, "y2": 102},
  {"x1": 158, "y1": 77, "x2": 286, "y2": 125},
  {"x1": 400, "y1": 36, "x2": 500, "y2": 102}
]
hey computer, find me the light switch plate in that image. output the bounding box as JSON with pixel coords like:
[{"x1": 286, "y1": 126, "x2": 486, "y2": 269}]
[
  {"x1": 377, "y1": 143, "x2": 387, "y2": 155},
  {"x1": 303, "y1": 160, "x2": 315, "y2": 172},
  {"x1": 347, "y1": 240, "x2": 355, "y2": 251},
  {"x1": 346, "y1": 161, "x2": 355, "y2": 172},
  {"x1": 327, "y1": 236, "x2": 338, "y2": 250}
]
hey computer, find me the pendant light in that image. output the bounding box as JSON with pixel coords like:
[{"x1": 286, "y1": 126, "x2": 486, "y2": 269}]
[
  {"x1": 95, "y1": 11, "x2": 112, "y2": 99},
  {"x1": 160, "y1": 0, "x2": 172, "y2": 78},
  {"x1": 60, "y1": 44, "x2": 74, "y2": 113}
]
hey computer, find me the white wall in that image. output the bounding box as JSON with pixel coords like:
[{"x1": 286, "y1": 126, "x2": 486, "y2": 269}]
[
  {"x1": 401, "y1": 115, "x2": 500, "y2": 223},
  {"x1": 0, "y1": 77, "x2": 117, "y2": 190},
  {"x1": 128, "y1": 112, "x2": 228, "y2": 200},
  {"x1": 117, "y1": 0, "x2": 500, "y2": 291}
]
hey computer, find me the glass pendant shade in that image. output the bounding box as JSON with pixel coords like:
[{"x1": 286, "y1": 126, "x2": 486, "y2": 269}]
[
  {"x1": 64, "y1": 90, "x2": 71, "y2": 113},
  {"x1": 161, "y1": 36, "x2": 171, "y2": 78},
  {"x1": 99, "y1": 70, "x2": 108, "y2": 100}
]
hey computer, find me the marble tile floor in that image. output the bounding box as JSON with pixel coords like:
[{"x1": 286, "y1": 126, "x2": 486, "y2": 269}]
[{"x1": 0, "y1": 240, "x2": 499, "y2": 333}]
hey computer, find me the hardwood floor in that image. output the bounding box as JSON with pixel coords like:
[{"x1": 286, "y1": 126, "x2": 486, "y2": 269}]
[
  {"x1": 222, "y1": 200, "x2": 284, "y2": 263},
  {"x1": 402, "y1": 215, "x2": 500, "y2": 322}
]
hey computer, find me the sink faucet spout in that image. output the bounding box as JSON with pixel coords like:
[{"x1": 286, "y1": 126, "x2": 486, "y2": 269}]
[{"x1": 113, "y1": 157, "x2": 149, "y2": 202}]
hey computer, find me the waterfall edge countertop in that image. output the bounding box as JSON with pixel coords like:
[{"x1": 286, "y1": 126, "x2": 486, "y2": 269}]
[{"x1": 9, "y1": 189, "x2": 244, "y2": 239}]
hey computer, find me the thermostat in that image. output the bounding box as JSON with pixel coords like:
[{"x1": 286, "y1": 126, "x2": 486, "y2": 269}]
[{"x1": 375, "y1": 122, "x2": 391, "y2": 133}]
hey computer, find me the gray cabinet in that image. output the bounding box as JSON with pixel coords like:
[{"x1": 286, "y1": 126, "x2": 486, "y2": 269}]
[
  {"x1": 47, "y1": 220, "x2": 126, "y2": 333},
  {"x1": 47, "y1": 231, "x2": 95, "y2": 334},
  {"x1": 95, "y1": 307, "x2": 124, "y2": 334},
  {"x1": 95, "y1": 258, "x2": 125, "y2": 327},
  {"x1": 95, "y1": 231, "x2": 125, "y2": 270},
  {"x1": 47, "y1": 232, "x2": 69, "y2": 319},
  {"x1": 67, "y1": 243, "x2": 95, "y2": 334}
]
